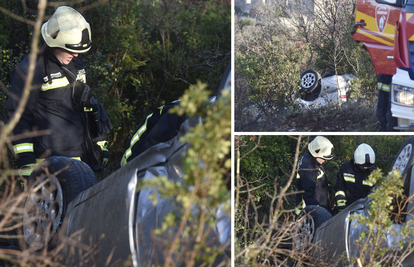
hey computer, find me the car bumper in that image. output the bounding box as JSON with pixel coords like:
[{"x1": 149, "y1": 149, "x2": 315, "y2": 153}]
[{"x1": 391, "y1": 68, "x2": 414, "y2": 129}]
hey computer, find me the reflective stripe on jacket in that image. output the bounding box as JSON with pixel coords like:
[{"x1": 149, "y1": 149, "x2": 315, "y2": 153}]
[
  {"x1": 120, "y1": 100, "x2": 186, "y2": 167},
  {"x1": 8, "y1": 46, "x2": 86, "y2": 167},
  {"x1": 334, "y1": 159, "x2": 375, "y2": 210},
  {"x1": 377, "y1": 73, "x2": 392, "y2": 92}
]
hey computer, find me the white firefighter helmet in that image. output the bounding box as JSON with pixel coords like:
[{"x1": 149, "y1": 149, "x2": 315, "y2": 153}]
[
  {"x1": 354, "y1": 143, "x2": 375, "y2": 168},
  {"x1": 308, "y1": 136, "x2": 334, "y2": 160},
  {"x1": 41, "y1": 6, "x2": 92, "y2": 53}
]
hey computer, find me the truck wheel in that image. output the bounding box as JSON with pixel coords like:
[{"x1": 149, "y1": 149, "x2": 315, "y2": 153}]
[
  {"x1": 300, "y1": 70, "x2": 321, "y2": 93},
  {"x1": 294, "y1": 205, "x2": 332, "y2": 251},
  {"x1": 23, "y1": 156, "x2": 97, "y2": 251},
  {"x1": 391, "y1": 136, "x2": 414, "y2": 184}
]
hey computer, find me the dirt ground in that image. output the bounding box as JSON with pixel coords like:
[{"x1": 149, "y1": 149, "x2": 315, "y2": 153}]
[{"x1": 237, "y1": 101, "x2": 380, "y2": 132}]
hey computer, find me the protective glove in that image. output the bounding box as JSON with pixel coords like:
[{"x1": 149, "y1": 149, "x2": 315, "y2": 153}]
[
  {"x1": 20, "y1": 163, "x2": 36, "y2": 190},
  {"x1": 95, "y1": 141, "x2": 110, "y2": 169},
  {"x1": 337, "y1": 199, "x2": 347, "y2": 213}
]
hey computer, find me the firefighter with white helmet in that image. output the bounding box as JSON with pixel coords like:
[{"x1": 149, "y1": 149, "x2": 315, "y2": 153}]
[
  {"x1": 7, "y1": 6, "x2": 112, "y2": 179},
  {"x1": 295, "y1": 136, "x2": 334, "y2": 215},
  {"x1": 334, "y1": 143, "x2": 376, "y2": 213}
]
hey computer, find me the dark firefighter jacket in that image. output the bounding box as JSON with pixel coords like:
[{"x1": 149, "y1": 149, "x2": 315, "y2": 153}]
[
  {"x1": 7, "y1": 45, "x2": 106, "y2": 171},
  {"x1": 334, "y1": 159, "x2": 375, "y2": 210},
  {"x1": 295, "y1": 153, "x2": 331, "y2": 215},
  {"x1": 120, "y1": 100, "x2": 187, "y2": 167}
]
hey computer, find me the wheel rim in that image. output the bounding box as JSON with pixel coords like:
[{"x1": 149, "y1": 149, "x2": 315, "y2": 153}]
[
  {"x1": 394, "y1": 144, "x2": 412, "y2": 175},
  {"x1": 301, "y1": 73, "x2": 316, "y2": 89},
  {"x1": 23, "y1": 174, "x2": 63, "y2": 250},
  {"x1": 294, "y1": 213, "x2": 315, "y2": 251}
]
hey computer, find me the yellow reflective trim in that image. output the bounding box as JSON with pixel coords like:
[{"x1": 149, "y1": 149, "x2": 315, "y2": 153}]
[
  {"x1": 13, "y1": 143, "x2": 33, "y2": 154},
  {"x1": 120, "y1": 150, "x2": 130, "y2": 167},
  {"x1": 121, "y1": 111, "x2": 153, "y2": 167},
  {"x1": 337, "y1": 199, "x2": 347, "y2": 207},
  {"x1": 130, "y1": 113, "x2": 153, "y2": 147},
  {"x1": 344, "y1": 176, "x2": 355, "y2": 183},
  {"x1": 363, "y1": 180, "x2": 373, "y2": 187},
  {"x1": 41, "y1": 77, "x2": 70, "y2": 91},
  {"x1": 378, "y1": 83, "x2": 390, "y2": 92},
  {"x1": 317, "y1": 170, "x2": 324, "y2": 179},
  {"x1": 335, "y1": 191, "x2": 346, "y2": 197}
]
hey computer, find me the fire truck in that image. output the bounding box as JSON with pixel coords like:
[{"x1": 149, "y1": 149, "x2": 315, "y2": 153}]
[{"x1": 352, "y1": 0, "x2": 414, "y2": 130}]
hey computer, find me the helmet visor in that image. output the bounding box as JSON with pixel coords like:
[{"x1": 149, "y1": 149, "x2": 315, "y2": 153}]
[
  {"x1": 65, "y1": 28, "x2": 92, "y2": 51},
  {"x1": 358, "y1": 162, "x2": 374, "y2": 170},
  {"x1": 322, "y1": 147, "x2": 334, "y2": 160}
]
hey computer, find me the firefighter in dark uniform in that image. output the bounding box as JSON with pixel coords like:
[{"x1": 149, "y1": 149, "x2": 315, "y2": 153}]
[
  {"x1": 7, "y1": 6, "x2": 112, "y2": 176},
  {"x1": 334, "y1": 143, "x2": 376, "y2": 213},
  {"x1": 377, "y1": 73, "x2": 398, "y2": 131},
  {"x1": 295, "y1": 136, "x2": 334, "y2": 216}
]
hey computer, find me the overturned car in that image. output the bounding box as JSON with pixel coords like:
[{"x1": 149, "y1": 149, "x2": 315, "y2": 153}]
[
  {"x1": 295, "y1": 69, "x2": 356, "y2": 109},
  {"x1": 295, "y1": 136, "x2": 414, "y2": 266}
]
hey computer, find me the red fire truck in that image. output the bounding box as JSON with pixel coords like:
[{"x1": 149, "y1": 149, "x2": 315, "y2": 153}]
[{"x1": 353, "y1": 0, "x2": 414, "y2": 129}]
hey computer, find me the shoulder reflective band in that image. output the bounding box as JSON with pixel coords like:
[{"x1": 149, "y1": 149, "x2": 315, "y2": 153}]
[
  {"x1": 344, "y1": 176, "x2": 355, "y2": 183},
  {"x1": 335, "y1": 191, "x2": 346, "y2": 197},
  {"x1": 377, "y1": 82, "x2": 390, "y2": 92},
  {"x1": 41, "y1": 77, "x2": 70, "y2": 91},
  {"x1": 363, "y1": 180, "x2": 373, "y2": 187},
  {"x1": 13, "y1": 143, "x2": 34, "y2": 154}
]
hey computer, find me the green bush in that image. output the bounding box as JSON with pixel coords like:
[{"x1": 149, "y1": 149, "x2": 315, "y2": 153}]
[
  {"x1": 236, "y1": 37, "x2": 310, "y2": 113},
  {"x1": 83, "y1": 0, "x2": 231, "y2": 169}
]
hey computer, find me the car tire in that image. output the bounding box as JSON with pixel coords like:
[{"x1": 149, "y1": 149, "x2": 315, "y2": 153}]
[
  {"x1": 302, "y1": 84, "x2": 322, "y2": 102},
  {"x1": 23, "y1": 156, "x2": 97, "y2": 250},
  {"x1": 390, "y1": 136, "x2": 414, "y2": 184},
  {"x1": 300, "y1": 70, "x2": 321, "y2": 93},
  {"x1": 294, "y1": 205, "x2": 332, "y2": 251}
]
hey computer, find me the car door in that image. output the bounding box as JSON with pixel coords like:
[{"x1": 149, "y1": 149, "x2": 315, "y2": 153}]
[{"x1": 353, "y1": 0, "x2": 402, "y2": 75}]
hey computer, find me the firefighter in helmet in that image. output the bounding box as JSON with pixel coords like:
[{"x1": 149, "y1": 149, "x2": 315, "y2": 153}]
[
  {"x1": 295, "y1": 136, "x2": 334, "y2": 216},
  {"x1": 7, "y1": 6, "x2": 112, "y2": 178},
  {"x1": 334, "y1": 143, "x2": 376, "y2": 213}
]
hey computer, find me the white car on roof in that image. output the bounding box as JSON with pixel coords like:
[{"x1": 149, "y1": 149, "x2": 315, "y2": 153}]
[{"x1": 295, "y1": 69, "x2": 356, "y2": 109}]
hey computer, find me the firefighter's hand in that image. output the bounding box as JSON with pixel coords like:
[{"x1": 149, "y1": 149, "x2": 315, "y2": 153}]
[
  {"x1": 96, "y1": 141, "x2": 110, "y2": 169},
  {"x1": 20, "y1": 163, "x2": 36, "y2": 190},
  {"x1": 20, "y1": 163, "x2": 36, "y2": 178}
]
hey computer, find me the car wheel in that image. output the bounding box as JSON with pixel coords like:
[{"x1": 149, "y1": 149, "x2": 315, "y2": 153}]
[
  {"x1": 300, "y1": 70, "x2": 321, "y2": 93},
  {"x1": 294, "y1": 205, "x2": 332, "y2": 251},
  {"x1": 23, "y1": 156, "x2": 97, "y2": 250},
  {"x1": 302, "y1": 84, "x2": 322, "y2": 102},
  {"x1": 390, "y1": 136, "x2": 414, "y2": 184}
]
